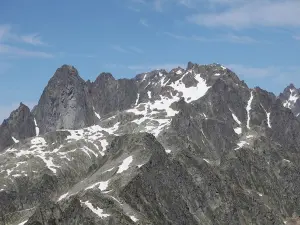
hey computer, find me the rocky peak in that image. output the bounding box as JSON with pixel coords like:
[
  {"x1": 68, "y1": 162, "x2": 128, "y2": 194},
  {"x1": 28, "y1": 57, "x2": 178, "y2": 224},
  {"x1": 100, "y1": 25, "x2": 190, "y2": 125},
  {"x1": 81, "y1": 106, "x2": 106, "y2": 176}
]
[
  {"x1": 32, "y1": 65, "x2": 95, "y2": 134},
  {"x1": 279, "y1": 84, "x2": 300, "y2": 118},
  {"x1": 0, "y1": 103, "x2": 36, "y2": 152},
  {"x1": 50, "y1": 64, "x2": 84, "y2": 86},
  {"x1": 90, "y1": 72, "x2": 138, "y2": 116},
  {"x1": 187, "y1": 61, "x2": 194, "y2": 70},
  {"x1": 94, "y1": 72, "x2": 115, "y2": 84},
  {"x1": 57, "y1": 64, "x2": 79, "y2": 75}
]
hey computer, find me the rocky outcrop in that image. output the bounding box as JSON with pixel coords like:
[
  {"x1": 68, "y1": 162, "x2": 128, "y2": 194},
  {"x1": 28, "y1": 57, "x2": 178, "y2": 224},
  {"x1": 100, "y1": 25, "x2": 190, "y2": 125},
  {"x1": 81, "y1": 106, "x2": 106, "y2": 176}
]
[
  {"x1": 88, "y1": 72, "x2": 138, "y2": 117},
  {"x1": 32, "y1": 65, "x2": 96, "y2": 134},
  {"x1": 279, "y1": 84, "x2": 300, "y2": 118},
  {"x1": 0, "y1": 103, "x2": 35, "y2": 152}
]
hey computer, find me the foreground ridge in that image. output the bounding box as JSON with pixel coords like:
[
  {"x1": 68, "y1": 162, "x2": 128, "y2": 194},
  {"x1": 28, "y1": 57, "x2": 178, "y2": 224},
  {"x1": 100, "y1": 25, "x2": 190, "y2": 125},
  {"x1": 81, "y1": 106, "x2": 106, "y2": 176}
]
[{"x1": 1, "y1": 62, "x2": 300, "y2": 225}]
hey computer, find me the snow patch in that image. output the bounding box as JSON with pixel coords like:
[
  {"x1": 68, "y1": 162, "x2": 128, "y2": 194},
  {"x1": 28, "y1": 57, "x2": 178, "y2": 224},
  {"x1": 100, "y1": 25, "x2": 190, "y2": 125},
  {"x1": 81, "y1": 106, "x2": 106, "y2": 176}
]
[
  {"x1": 203, "y1": 158, "x2": 212, "y2": 164},
  {"x1": 284, "y1": 89, "x2": 299, "y2": 109},
  {"x1": 165, "y1": 149, "x2": 172, "y2": 154},
  {"x1": 130, "y1": 216, "x2": 139, "y2": 222},
  {"x1": 86, "y1": 180, "x2": 110, "y2": 191},
  {"x1": 37, "y1": 155, "x2": 60, "y2": 173},
  {"x1": 100, "y1": 139, "x2": 109, "y2": 152},
  {"x1": 176, "y1": 70, "x2": 183, "y2": 75},
  {"x1": 12, "y1": 136, "x2": 19, "y2": 143},
  {"x1": 257, "y1": 192, "x2": 263, "y2": 197},
  {"x1": 18, "y1": 220, "x2": 28, "y2": 225},
  {"x1": 147, "y1": 91, "x2": 152, "y2": 99},
  {"x1": 169, "y1": 73, "x2": 210, "y2": 103},
  {"x1": 58, "y1": 192, "x2": 69, "y2": 201},
  {"x1": 117, "y1": 156, "x2": 133, "y2": 173},
  {"x1": 12, "y1": 174, "x2": 22, "y2": 177},
  {"x1": 81, "y1": 200, "x2": 110, "y2": 218},
  {"x1": 283, "y1": 159, "x2": 291, "y2": 163},
  {"x1": 234, "y1": 127, "x2": 242, "y2": 135},
  {"x1": 235, "y1": 140, "x2": 249, "y2": 150}
]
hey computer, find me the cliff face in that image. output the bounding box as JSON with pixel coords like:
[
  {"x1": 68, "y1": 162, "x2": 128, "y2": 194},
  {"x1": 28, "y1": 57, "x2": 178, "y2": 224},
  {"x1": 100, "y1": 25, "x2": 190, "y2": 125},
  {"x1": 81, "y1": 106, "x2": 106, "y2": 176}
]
[
  {"x1": 32, "y1": 65, "x2": 96, "y2": 134},
  {"x1": 0, "y1": 103, "x2": 35, "y2": 151}
]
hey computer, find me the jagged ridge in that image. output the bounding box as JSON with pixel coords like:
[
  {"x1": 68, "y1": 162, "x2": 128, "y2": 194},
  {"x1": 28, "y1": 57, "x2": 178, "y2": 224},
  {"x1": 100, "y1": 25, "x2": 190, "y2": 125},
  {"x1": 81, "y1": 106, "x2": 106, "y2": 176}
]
[{"x1": 1, "y1": 62, "x2": 300, "y2": 225}]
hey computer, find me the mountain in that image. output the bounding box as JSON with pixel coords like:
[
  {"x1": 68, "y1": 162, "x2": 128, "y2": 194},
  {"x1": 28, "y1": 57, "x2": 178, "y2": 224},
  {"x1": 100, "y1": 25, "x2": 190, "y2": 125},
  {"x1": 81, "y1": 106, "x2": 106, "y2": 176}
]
[
  {"x1": 0, "y1": 103, "x2": 36, "y2": 151},
  {"x1": 1, "y1": 62, "x2": 300, "y2": 225},
  {"x1": 279, "y1": 84, "x2": 300, "y2": 119}
]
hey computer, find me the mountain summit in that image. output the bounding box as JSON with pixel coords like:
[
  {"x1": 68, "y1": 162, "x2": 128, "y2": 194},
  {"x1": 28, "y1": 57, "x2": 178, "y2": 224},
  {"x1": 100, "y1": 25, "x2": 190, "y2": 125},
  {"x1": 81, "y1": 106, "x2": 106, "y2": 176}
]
[
  {"x1": 279, "y1": 83, "x2": 300, "y2": 118},
  {"x1": 1, "y1": 62, "x2": 300, "y2": 225}
]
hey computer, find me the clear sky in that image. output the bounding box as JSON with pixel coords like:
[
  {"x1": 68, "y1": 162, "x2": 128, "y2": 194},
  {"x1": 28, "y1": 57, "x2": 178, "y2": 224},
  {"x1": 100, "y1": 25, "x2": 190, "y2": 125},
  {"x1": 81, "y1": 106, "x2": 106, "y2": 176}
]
[{"x1": 0, "y1": 0, "x2": 300, "y2": 120}]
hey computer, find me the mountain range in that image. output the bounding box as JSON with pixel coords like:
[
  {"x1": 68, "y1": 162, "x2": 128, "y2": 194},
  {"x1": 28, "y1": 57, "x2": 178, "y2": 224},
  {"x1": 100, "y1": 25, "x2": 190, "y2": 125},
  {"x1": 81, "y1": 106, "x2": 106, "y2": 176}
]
[{"x1": 1, "y1": 62, "x2": 300, "y2": 225}]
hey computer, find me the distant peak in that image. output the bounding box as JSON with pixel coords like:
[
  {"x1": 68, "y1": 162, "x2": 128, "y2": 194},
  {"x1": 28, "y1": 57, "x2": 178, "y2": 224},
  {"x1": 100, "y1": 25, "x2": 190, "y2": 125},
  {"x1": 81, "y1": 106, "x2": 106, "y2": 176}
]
[
  {"x1": 61, "y1": 64, "x2": 76, "y2": 70},
  {"x1": 187, "y1": 61, "x2": 195, "y2": 70},
  {"x1": 283, "y1": 83, "x2": 297, "y2": 94},
  {"x1": 56, "y1": 64, "x2": 79, "y2": 76},
  {"x1": 49, "y1": 64, "x2": 83, "y2": 83},
  {"x1": 19, "y1": 102, "x2": 29, "y2": 109},
  {"x1": 287, "y1": 83, "x2": 296, "y2": 90},
  {"x1": 95, "y1": 72, "x2": 115, "y2": 83}
]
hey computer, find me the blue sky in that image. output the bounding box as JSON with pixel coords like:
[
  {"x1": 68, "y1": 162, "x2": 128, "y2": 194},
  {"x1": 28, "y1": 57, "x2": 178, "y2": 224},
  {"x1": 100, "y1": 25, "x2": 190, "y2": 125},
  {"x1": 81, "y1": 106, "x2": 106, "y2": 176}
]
[{"x1": 1, "y1": 0, "x2": 300, "y2": 120}]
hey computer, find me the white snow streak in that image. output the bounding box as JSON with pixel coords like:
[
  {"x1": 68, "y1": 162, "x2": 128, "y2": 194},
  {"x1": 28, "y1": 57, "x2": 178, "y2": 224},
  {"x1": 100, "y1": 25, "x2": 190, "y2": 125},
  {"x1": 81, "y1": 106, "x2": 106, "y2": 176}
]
[
  {"x1": 283, "y1": 159, "x2": 291, "y2": 163},
  {"x1": 18, "y1": 220, "x2": 28, "y2": 225},
  {"x1": 246, "y1": 91, "x2": 254, "y2": 129},
  {"x1": 141, "y1": 74, "x2": 147, "y2": 82},
  {"x1": 231, "y1": 109, "x2": 242, "y2": 134},
  {"x1": 260, "y1": 104, "x2": 272, "y2": 128},
  {"x1": 231, "y1": 111, "x2": 241, "y2": 125},
  {"x1": 12, "y1": 136, "x2": 19, "y2": 143},
  {"x1": 34, "y1": 118, "x2": 39, "y2": 136},
  {"x1": 235, "y1": 141, "x2": 249, "y2": 150},
  {"x1": 81, "y1": 200, "x2": 110, "y2": 218},
  {"x1": 93, "y1": 107, "x2": 101, "y2": 119},
  {"x1": 135, "y1": 93, "x2": 140, "y2": 105},
  {"x1": 58, "y1": 192, "x2": 69, "y2": 201},
  {"x1": 147, "y1": 91, "x2": 152, "y2": 99},
  {"x1": 86, "y1": 180, "x2": 109, "y2": 191}
]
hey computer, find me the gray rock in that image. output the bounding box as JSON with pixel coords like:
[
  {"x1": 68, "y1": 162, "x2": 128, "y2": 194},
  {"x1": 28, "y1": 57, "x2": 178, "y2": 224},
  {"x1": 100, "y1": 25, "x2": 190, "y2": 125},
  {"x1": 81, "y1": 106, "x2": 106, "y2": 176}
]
[
  {"x1": 88, "y1": 73, "x2": 138, "y2": 116},
  {"x1": 32, "y1": 65, "x2": 96, "y2": 134},
  {"x1": 0, "y1": 103, "x2": 35, "y2": 152}
]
